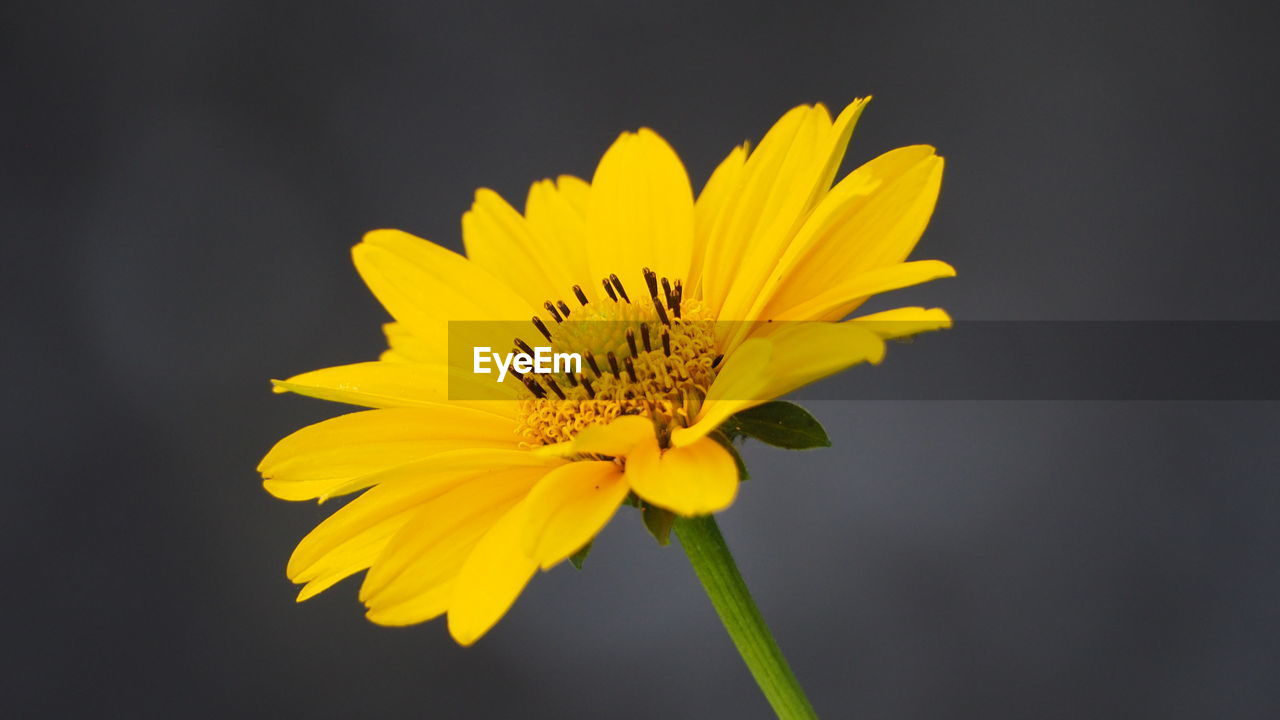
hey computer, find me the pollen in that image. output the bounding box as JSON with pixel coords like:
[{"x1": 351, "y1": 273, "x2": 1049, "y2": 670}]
[{"x1": 515, "y1": 269, "x2": 717, "y2": 448}]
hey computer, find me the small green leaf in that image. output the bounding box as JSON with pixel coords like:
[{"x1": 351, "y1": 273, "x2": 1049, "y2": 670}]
[
  {"x1": 726, "y1": 401, "x2": 831, "y2": 450},
  {"x1": 568, "y1": 542, "x2": 592, "y2": 570},
  {"x1": 642, "y1": 504, "x2": 676, "y2": 546}
]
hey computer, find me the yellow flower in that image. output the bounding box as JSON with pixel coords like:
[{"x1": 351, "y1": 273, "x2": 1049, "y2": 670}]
[{"x1": 260, "y1": 99, "x2": 954, "y2": 646}]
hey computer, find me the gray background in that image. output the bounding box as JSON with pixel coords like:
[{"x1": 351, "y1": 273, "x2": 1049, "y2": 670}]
[{"x1": 4, "y1": 1, "x2": 1278, "y2": 718}]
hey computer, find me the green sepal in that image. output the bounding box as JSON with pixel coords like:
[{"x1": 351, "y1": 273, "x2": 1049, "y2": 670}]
[
  {"x1": 568, "y1": 541, "x2": 592, "y2": 570},
  {"x1": 642, "y1": 504, "x2": 676, "y2": 546},
  {"x1": 724, "y1": 401, "x2": 831, "y2": 450}
]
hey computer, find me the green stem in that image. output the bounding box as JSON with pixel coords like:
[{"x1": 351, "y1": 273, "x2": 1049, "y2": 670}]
[{"x1": 674, "y1": 515, "x2": 818, "y2": 719}]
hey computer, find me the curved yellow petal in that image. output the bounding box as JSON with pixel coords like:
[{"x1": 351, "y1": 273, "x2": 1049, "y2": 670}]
[
  {"x1": 670, "y1": 338, "x2": 771, "y2": 448},
  {"x1": 571, "y1": 414, "x2": 656, "y2": 456},
  {"x1": 768, "y1": 260, "x2": 956, "y2": 322},
  {"x1": 447, "y1": 502, "x2": 539, "y2": 646},
  {"x1": 359, "y1": 461, "x2": 551, "y2": 615},
  {"x1": 378, "y1": 322, "x2": 436, "y2": 364},
  {"x1": 463, "y1": 188, "x2": 575, "y2": 308},
  {"x1": 290, "y1": 481, "x2": 425, "y2": 603},
  {"x1": 363, "y1": 582, "x2": 455, "y2": 626},
  {"x1": 760, "y1": 147, "x2": 944, "y2": 317},
  {"x1": 272, "y1": 361, "x2": 519, "y2": 410},
  {"x1": 353, "y1": 229, "x2": 533, "y2": 339},
  {"x1": 286, "y1": 449, "x2": 548, "y2": 601},
  {"x1": 702, "y1": 99, "x2": 869, "y2": 320},
  {"x1": 689, "y1": 142, "x2": 748, "y2": 296},
  {"x1": 524, "y1": 175, "x2": 592, "y2": 294},
  {"x1": 850, "y1": 306, "x2": 953, "y2": 340},
  {"x1": 272, "y1": 362, "x2": 446, "y2": 407},
  {"x1": 674, "y1": 322, "x2": 886, "y2": 447},
  {"x1": 259, "y1": 407, "x2": 520, "y2": 502},
  {"x1": 815, "y1": 99, "x2": 872, "y2": 198},
  {"x1": 553, "y1": 173, "x2": 589, "y2": 210},
  {"x1": 532, "y1": 414, "x2": 656, "y2": 459},
  {"x1": 585, "y1": 128, "x2": 694, "y2": 299},
  {"x1": 521, "y1": 461, "x2": 628, "y2": 569},
  {"x1": 755, "y1": 322, "x2": 887, "y2": 398},
  {"x1": 625, "y1": 434, "x2": 738, "y2": 516}
]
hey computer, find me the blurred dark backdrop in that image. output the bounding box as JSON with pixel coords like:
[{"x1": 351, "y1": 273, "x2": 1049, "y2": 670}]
[{"x1": 4, "y1": 1, "x2": 1278, "y2": 718}]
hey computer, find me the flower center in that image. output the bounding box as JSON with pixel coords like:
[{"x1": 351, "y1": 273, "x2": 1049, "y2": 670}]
[{"x1": 514, "y1": 269, "x2": 720, "y2": 448}]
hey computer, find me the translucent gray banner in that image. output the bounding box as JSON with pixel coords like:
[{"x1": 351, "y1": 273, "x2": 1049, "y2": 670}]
[{"x1": 445, "y1": 321, "x2": 1280, "y2": 401}]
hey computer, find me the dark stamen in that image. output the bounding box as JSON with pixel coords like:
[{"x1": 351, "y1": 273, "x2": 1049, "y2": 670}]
[
  {"x1": 609, "y1": 274, "x2": 631, "y2": 303},
  {"x1": 607, "y1": 351, "x2": 621, "y2": 379},
  {"x1": 672, "y1": 280, "x2": 683, "y2": 318},
  {"x1": 643, "y1": 267, "x2": 659, "y2": 299},
  {"x1": 573, "y1": 285, "x2": 589, "y2": 305},
  {"x1": 662, "y1": 330, "x2": 671, "y2": 357},
  {"x1": 585, "y1": 350, "x2": 602, "y2": 377},
  {"x1": 711, "y1": 354, "x2": 723, "y2": 367},
  {"x1": 626, "y1": 328, "x2": 638, "y2": 357},
  {"x1": 531, "y1": 316, "x2": 552, "y2": 341},
  {"x1": 556, "y1": 300, "x2": 571, "y2": 317},
  {"x1": 581, "y1": 375, "x2": 596, "y2": 398},
  {"x1": 602, "y1": 278, "x2": 618, "y2": 302},
  {"x1": 652, "y1": 296, "x2": 670, "y2": 326},
  {"x1": 514, "y1": 338, "x2": 535, "y2": 356},
  {"x1": 661, "y1": 278, "x2": 675, "y2": 312},
  {"x1": 563, "y1": 372, "x2": 578, "y2": 387},
  {"x1": 545, "y1": 377, "x2": 566, "y2": 399},
  {"x1": 544, "y1": 301, "x2": 563, "y2": 323},
  {"x1": 624, "y1": 356, "x2": 638, "y2": 382},
  {"x1": 640, "y1": 323, "x2": 651, "y2": 351},
  {"x1": 522, "y1": 376, "x2": 547, "y2": 399}
]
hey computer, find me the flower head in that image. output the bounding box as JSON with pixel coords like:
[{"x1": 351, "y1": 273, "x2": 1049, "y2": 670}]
[{"x1": 260, "y1": 99, "x2": 953, "y2": 645}]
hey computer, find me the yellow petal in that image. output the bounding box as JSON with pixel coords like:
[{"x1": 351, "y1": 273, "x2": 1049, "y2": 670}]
[
  {"x1": 378, "y1": 322, "x2": 436, "y2": 364},
  {"x1": 532, "y1": 414, "x2": 656, "y2": 458},
  {"x1": 290, "y1": 477, "x2": 434, "y2": 602},
  {"x1": 524, "y1": 175, "x2": 592, "y2": 294},
  {"x1": 761, "y1": 147, "x2": 944, "y2": 317},
  {"x1": 754, "y1": 322, "x2": 887, "y2": 399},
  {"x1": 688, "y1": 142, "x2": 748, "y2": 296},
  {"x1": 363, "y1": 582, "x2": 455, "y2": 626},
  {"x1": 585, "y1": 129, "x2": 694, "y2": 299},
  {"x1": 768, "y1": 260, "x2": 956, "y2": 322},
  {"x1": 572, "y1": 414, "x2": 656, "y2": 456},
  {"x1": 272, "y1": 361, "x2": 519, "y2": 410},
  {"x1": 447, "y1": 501, "x2": 539, "y2": 645},
  {"x1": 287, "y1": 449, "x2": 552, "y2": 595},
  {"x1": 259, "y1": 407, "x2": 520, "y2": 501},
  {"x1": 674, "y1": 323, "x2": 886, "y2": 447},
  {"x1": 462, "y1": 188, "x2": 576, "y2": 308},
  {"x1": 850, "y1": 306, "x2": 953, "y2": 340},
  {"x1": 670, "y1": 338, "x2": 771, "y2": 448},
  {"x1": 702, "y1": 100, "x2": 869, "y2": 320},
  {"x1": 625, "y1": 434, "x2": 737, "y2": 516},
  {"x1": 814, "y1": 99, "x2": 872, "y2": 199},
  {"x1": 699, "y1": 105, "x2": 809, "y2": 316},
  {"x1": 359, "y1": 461, "x2": 550, "y2": 613},
  {"x1": 522, "y1": 461, "x2": 628, "y2": 568},
  {"x1": 352, "y1": 229, "x2": 532, "y2": 340},
  {"x1": 553, "y1": 173, "x2": 589, "y2": 210}
]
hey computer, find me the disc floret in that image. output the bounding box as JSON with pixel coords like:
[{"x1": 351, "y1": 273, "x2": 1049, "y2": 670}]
[{"x1": 515, "y1": 270, "x2": 717, "y2": 448}]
